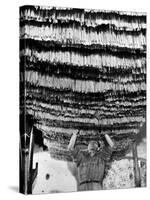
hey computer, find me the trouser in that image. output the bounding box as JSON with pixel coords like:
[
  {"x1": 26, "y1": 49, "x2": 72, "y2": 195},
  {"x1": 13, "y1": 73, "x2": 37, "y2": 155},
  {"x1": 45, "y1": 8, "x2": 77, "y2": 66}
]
[{"x1": 78, "y1": 181, "x2": 102, "y2": 191}]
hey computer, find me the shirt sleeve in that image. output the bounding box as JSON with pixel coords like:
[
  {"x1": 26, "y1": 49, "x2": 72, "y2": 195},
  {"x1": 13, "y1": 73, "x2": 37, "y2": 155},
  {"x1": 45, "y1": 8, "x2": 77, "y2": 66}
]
[{"x1": 69, "y1": 146, "x2": 82, "y2": 166}]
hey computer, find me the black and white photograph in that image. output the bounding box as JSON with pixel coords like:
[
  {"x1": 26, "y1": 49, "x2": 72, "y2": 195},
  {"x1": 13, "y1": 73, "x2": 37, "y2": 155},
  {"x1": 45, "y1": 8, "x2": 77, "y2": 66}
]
[{"x1": 19, "y1": 5, "x2": 146, "y2": 195}]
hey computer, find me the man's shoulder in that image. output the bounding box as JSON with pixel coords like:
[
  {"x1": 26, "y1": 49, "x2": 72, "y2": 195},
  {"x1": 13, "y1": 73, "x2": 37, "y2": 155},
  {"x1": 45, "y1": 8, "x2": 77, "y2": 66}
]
[
  {"x1": 69, "y1": 146, "x2": 85, "y2": 156},
  {"x1": 80, "y1": 149, "x2": 89, "y2": 157},
  {"x1": 80, "y1": 149, "x2": 87, "y2": 154},
  {"x1": 97, "y1": 146, "x2": 114, "y2": 161}
]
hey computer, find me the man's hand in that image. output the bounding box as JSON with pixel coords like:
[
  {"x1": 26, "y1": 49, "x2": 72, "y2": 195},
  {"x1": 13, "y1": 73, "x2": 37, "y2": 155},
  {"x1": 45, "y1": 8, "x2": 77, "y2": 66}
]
[
  {"x1": 76, "y1": 130, "x2": 80, "y2": 136},
  {"x1": 72, "y1": 130, "x2": 80, "y2": 136}
]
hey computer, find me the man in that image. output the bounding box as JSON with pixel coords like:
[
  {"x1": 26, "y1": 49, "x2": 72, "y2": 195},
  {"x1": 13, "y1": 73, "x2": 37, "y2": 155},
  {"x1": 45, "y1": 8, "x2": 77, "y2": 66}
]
[{"x1": 68, "y1": 131, "x2": 115, "y2": 191}]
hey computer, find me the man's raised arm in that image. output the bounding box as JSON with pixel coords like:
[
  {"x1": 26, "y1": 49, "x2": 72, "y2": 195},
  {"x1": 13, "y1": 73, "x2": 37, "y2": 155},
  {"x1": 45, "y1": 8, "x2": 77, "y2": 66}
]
[
  {"x1": 68, "y1": 131, "x2": 79, "y2": 151},
  {"x1": 104, "y1": 134, "x2": 115, "y2": 148},
  {"x1": 95, "y1": 114, "x2": 115, "y2": 149}
]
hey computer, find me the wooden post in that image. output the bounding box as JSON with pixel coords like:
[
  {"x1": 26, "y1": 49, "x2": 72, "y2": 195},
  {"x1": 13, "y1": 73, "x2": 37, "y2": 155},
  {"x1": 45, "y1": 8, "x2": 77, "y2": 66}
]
[
  {"x1": 132, "y1": 141, "x2": 141, "y2": 187},
  {"x1": 19, "y1": 134, "x2": 24, "y2": 193},
  {"x1": 27, "y1": 127, "x2": 34, "y2": 194},
  {"x1": 27, "y1": 127, "x2": 38, "y2": 194}
]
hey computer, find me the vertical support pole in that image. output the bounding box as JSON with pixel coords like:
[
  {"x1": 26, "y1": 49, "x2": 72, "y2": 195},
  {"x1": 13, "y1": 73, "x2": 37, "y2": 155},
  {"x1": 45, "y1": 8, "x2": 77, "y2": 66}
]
[
  {"x1": 19, "y1": 134, "x2": 24, "y2": 193},
  {"x1": 132, "y1": 141, "x2": 141, "y2": 187},
  {"x1": 27, "y1": 127, "x2": 34, "y2": 194}
]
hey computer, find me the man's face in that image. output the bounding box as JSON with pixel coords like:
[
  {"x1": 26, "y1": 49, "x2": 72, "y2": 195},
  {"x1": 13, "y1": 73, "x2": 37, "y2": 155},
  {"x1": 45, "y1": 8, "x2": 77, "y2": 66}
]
[{"x1": 87, "y1": 141, "x2": 98, "y2": 156}]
